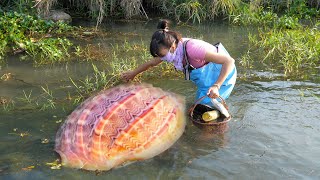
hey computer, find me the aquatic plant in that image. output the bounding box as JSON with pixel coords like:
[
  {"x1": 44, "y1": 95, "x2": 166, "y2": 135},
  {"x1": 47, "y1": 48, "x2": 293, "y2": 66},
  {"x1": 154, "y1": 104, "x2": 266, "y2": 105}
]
[
  {"x1": 20, "y1": 90, "x2": 33, "y2": 104},
  {"x1": 26, "y1": 38, "x2": 73, "y2": 64},
  {"x1": 84, "y1": 64, "x2": 116, "y2": 92},
  {"x1": 247, "y1": 0, "x2": 320, "y2": 14},
  {"x1": 230, "y1": 3, "x2": 302, "y2": 29},
  {"x1": 208, "y1": 0, "x2": 240, "y2": 19},
  {"x1": 175, "y1": 0, "x2": 206, "y2": 23},
  {"x1": 2, "y1": 0, "x2": 320, "y2": 26},
  {"x1": 14, "y1": 85, "x2": 57, "y2": 111},
  {"x1": 69, "y1": 61, "x2": 180, "y2": 104},
  {"x1": 229, "y1": 4, "x2": 263, "y2": 26},
  {"x1": 276, "y1": 15, "x2": 301, "y2": 29},
  {"x1": 297, "y1": 88, "x2": 320, "y2": 103},
  {"x1": 72, "y1": 43, "x2": 109, "y2": 61},
  {"x1": 239, "y1": 50, "x2": 254, "y2": 69},
  {"x1": 39, "y1": 85, "x2": 56, "y2": 111},
  {"x1": 1, "y1": 36, "x2": 182, "y2": 112},
  {"x1": 33, "y1": 0, "x2": 147, "y2": 26},
  {"x1": 0, "y1": 11, "x2": 73, "y2": 63},
  {"x1": 0, "y1": 97, "x2": 15, "y2": 112},
  {"x1": 0, "y1": 0, "x2": 36, "y2": 14},
  {"x1": 285, "y1": 0, "x2": 320, "y2": 19},
  {"x1": 32, "y1": 0, "x2": 320, "y2": 25},
  {"x1": 69, "y1": 38, "x2": 182, "y2": 102},
  {"x1": 246, "y1": 26, "x2": 320, "y2": 76},
  {"x1": 109, "y1": 40, "x2": 181, "y2": 79},
  {"x1": 70, "y1": 63, "x2": 121, "y2": 103}
]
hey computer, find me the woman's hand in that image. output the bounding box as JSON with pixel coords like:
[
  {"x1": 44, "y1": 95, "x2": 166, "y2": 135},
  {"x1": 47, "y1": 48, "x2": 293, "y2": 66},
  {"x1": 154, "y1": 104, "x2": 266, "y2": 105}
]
[
  {"x1": 120, "y1": 58, "x2": 162, "y2": 82},
  {"x1": 121, "y1": 71, "x2": 136, "y2": 82},
  {"x1": 207, "y1": 84, "x2": 220, "y2": 99}
]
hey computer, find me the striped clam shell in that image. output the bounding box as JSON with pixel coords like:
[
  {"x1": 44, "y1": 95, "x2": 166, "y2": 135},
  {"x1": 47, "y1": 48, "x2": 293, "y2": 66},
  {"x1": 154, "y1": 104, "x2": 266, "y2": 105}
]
[{"x1": 55, "y1": 83, "x2": 186, "y2": 171}]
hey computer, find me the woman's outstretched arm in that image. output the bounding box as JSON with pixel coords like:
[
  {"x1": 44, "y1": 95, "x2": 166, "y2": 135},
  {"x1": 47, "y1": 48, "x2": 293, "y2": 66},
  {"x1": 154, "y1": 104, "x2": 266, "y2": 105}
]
[{"x1": 121, "y1": 57, "x2": 162, "y2": 82}]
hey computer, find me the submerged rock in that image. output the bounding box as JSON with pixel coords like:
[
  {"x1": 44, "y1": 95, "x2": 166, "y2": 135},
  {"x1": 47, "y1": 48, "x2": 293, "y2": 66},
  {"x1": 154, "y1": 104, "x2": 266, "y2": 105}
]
[
  {"x1": 55, "y1": 83, "x2": 186, "y2": 171},
  {"x1": 43, "y1": 10, "x2": 72, "y2": 23}
]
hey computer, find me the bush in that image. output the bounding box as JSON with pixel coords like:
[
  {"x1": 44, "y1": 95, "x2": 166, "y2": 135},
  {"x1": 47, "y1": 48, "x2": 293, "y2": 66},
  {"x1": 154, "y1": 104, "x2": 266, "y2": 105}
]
[
  {"x1": 247, "y1": 26, "x2": 320, "y2": 75},
  {"x1": 0, "y1": 11, "x2": 73, "y2": 63}
]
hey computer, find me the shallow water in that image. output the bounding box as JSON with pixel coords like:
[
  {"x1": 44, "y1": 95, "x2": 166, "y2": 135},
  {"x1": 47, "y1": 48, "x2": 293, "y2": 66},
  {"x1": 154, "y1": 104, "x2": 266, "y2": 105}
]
[{"x1": 1, "y1": 20, "x2": 320, "y2": 179}]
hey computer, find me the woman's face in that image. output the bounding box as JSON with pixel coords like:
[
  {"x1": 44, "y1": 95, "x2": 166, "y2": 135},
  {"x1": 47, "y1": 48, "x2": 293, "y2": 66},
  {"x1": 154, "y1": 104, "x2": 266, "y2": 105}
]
[
  {"x1": 159, "y1": 42, "x2": 176, "y2": 57},
  {"x1": 158, "y1": 47, "x2": 170, "y2": 57},
  {"x1": 169, "y1": 42, "x2": 177, "y2": 53}
]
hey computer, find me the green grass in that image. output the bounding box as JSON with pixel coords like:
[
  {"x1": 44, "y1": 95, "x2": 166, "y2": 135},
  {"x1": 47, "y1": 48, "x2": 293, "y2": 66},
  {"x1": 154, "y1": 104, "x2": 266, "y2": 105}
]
[
  {"x1": 242, "y1": 25, "x2": 320, "y2": 76},
  {"x1": 175, "y1": 0, "x2": 206, "y2": 23},
  {"x1": 0, "y1": 11, "x2": 74, "y2": 63},
  {"x1": 1, "y1": 1, "x2": 319, "y2": 112}
]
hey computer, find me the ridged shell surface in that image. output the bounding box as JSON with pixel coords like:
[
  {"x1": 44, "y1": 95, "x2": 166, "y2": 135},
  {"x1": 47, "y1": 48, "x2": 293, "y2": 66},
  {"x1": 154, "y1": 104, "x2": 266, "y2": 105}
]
[{"x1": 55, "y1": 83, "x2": 186, "y2": 171}]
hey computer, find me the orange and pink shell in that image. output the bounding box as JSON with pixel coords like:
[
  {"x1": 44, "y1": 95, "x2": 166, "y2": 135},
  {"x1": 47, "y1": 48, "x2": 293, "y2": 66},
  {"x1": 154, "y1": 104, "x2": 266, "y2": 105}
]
[{"x1": 55, "y1": 83, "x2": 186, "y2": 171}]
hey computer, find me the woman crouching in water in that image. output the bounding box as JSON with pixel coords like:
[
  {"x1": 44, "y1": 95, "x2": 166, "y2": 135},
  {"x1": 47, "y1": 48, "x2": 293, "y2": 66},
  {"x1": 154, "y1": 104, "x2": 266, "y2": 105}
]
[{"x1": 122, "y1": 20, "x2": 237, "y2": 105}]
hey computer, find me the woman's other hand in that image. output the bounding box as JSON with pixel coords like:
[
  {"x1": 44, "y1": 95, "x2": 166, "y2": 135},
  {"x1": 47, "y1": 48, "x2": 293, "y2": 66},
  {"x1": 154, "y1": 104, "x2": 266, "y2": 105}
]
[
  {"x1": 121, "y1": 58, "x2": 162, "y2": 82},
  {"x1": 207, "y1": 85, "x2": 220, "y2": 99}
]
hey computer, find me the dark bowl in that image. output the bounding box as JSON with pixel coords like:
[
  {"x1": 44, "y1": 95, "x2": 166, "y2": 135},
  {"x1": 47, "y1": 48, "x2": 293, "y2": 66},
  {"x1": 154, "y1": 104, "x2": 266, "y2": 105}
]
[{"x1": 190, "y1": 104, "x2": 231, "y2": 134}]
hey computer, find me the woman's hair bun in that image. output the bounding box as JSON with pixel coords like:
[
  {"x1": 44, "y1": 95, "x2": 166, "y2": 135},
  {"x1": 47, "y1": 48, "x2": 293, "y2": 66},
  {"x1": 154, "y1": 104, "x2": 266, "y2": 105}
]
[{"x1": 157, "y1": 19, "x2": 170, "y2": 30}]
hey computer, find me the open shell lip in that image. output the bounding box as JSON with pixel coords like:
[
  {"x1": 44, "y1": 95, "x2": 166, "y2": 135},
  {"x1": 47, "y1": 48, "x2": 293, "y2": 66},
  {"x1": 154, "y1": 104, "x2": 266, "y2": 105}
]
[
  {"x1": 190, "y1": 104, "x2": 231, "y2": 126},
  {"x1": 54, "y1": 83, "x2": 187, "y2": 171}
]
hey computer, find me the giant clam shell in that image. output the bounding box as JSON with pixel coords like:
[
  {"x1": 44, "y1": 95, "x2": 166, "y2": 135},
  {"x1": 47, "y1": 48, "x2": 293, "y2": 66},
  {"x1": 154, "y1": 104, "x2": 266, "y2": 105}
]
[{"x1": 55, "y1": 83, "x2": 186, "y2": 171}]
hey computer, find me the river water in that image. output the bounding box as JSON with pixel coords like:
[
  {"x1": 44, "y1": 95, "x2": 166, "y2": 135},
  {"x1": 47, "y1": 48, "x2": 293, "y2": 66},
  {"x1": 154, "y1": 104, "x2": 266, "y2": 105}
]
[{"x1": 0, "y1": 20, "x2": 319, "y2": 179}]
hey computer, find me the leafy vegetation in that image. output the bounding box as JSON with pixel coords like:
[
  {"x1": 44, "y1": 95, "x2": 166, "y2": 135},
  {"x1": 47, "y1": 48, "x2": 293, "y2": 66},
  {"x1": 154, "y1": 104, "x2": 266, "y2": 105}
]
[
  {"x1": 175, "y1": 0, "x2": 206, "y2": 23},
  {"x1": 0, "y1": 39, "x2": 181, "y2": 112},
  {"x1": 24, "y1": 0, "x2": 319, "y2": 24},
  {"x1": 1, "y1": 0, "x2": 319, "y2": 24},
  {"x1": 247, "y1": 25, "x2": 320, "y2": 76},
  {"x1": 0, "y1": 0, "x2": 319, "y2": 112},
  {"x1": 0, "y1": 11, "x2": 73, "y2": 63},
  {"x1": 230, "y1": 5, "x2": 302, "y2": 29},
  {"x1": 228, "y1": 1, "x2": 320, "y2": 76}
]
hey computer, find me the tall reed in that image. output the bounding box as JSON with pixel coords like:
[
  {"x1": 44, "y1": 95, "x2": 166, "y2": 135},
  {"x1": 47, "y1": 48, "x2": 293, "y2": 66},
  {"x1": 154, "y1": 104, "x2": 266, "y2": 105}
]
[
  {"x1": 175, "y1": 0, "x2": 206, "y2": 23},
  {"x1": 247, "y1": 26, "x2": 320, "y2": 76},
  {"x1": 3, "y1": 0, "x2": 320, "y2": 25},
  {"x1": 209, "y1": 0, "x2": 241, "y2": 19}
]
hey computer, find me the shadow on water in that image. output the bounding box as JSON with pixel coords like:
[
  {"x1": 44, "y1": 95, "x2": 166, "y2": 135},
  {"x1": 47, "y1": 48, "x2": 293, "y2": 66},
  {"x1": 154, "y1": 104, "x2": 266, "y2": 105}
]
[{"x1": 1, "y1": 20, "x2": 320, "y2": 179}]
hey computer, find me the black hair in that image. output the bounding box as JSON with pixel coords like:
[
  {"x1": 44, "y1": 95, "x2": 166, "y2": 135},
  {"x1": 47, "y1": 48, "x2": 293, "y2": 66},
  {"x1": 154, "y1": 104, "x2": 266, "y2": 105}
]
[
  {"x1": 150, "y1": 30, "x2": 182, "y2": 57},
  {"x1": 150, "y1": 20, "x2": 182, "y2": 57},
  {"x1": 157, "y1": 19, "x2": 170, "y2": 30}
]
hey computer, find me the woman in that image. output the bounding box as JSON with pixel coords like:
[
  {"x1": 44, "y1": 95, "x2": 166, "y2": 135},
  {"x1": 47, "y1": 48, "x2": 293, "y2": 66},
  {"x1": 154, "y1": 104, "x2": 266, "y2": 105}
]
[{"x1": 122, "y1": 20, "x2": 236, "y2": 105}]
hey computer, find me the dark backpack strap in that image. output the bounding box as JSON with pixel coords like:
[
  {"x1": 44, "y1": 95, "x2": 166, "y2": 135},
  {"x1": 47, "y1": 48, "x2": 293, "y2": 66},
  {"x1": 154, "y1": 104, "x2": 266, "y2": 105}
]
[
  {"x1": 183, "y1": 39, "x2": 191, "y2": 80},
  {"x1": 183, "y1": 41, "x2": 221, "y2": 80},
  {"x1": 213, "y1": 42, "x2": 220, "y2": 53}
]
